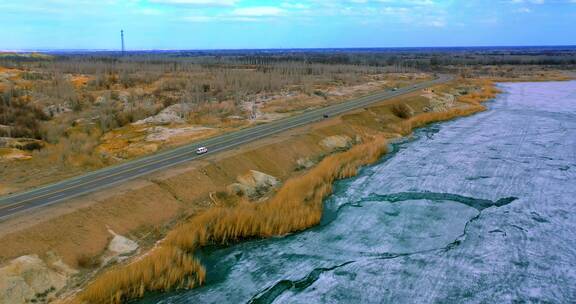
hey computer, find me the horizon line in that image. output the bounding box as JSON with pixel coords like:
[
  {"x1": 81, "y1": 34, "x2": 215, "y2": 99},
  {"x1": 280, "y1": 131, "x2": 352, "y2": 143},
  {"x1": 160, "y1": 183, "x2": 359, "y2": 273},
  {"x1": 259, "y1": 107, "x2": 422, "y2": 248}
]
[{"x1": 2, "y1": 44, "x2": 576, "y2": 54}]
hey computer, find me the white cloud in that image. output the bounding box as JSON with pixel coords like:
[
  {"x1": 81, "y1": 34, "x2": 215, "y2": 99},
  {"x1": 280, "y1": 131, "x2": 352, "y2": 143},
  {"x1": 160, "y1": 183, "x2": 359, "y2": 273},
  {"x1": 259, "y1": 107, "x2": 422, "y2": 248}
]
[
  {"x1": 183, "y1": 6, "x2": 286, "y2": 23},
  {"x1": 139, "y1": 8, "x2": 163, "y2": 15},
  {"x1": 428, "y1": 19, "x2": 446, "y2": 27},
  {"x1": 516, "y1": 7, "x2": 532, "y2": 13},
  {"x1": 281, "y1": 2, "x2": 309, "y2": 9},
  {"x1": 510, "y1": 0, "x2": 545, "y2": 4},
  {"x1": 150, "y1": 0, "x2": 238, "y2": 6},
  {"x1": 375, "y1": 0, "x2": 435, "y2": 5},
  {"x1": 183, "y1": 15, "x2": 214, "y2": 22},
  {"x1": 231, "y1": 7, "x2": 285, "y2": 17}
]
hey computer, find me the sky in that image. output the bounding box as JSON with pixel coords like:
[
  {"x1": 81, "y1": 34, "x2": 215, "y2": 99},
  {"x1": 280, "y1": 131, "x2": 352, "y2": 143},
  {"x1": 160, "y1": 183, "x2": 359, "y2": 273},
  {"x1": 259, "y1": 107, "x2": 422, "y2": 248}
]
[{"x1": 0, "y1": 0, "x2": 575, "y2": 50}]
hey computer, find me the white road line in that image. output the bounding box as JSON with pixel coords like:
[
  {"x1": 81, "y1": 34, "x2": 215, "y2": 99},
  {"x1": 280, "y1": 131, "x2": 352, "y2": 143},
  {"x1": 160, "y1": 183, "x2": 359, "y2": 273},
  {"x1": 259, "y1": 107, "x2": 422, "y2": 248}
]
[{"x1": 0, "y1": 76, "x2": 452, "y2": 220}]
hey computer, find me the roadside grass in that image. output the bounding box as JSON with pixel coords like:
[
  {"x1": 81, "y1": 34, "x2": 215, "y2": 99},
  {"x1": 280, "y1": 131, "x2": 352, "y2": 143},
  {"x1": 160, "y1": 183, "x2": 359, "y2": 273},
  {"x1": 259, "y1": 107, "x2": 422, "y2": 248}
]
[
  {"x1": 75, "y1": 135, "x2": 388, "y2": 303},
  {"x1": 57, "y1": 78, "x2": 504, "y2": 303},
  {"x1": 73, "y1": 79, "x2": 498, "y2": 303}
]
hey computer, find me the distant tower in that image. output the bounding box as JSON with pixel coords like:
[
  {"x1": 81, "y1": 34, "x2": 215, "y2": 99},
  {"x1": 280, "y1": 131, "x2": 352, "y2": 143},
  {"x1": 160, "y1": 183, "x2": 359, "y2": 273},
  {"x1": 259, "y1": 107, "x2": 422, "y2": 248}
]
[{"x1": 121, "y1": 30, "x2": 125, "y2": 55}]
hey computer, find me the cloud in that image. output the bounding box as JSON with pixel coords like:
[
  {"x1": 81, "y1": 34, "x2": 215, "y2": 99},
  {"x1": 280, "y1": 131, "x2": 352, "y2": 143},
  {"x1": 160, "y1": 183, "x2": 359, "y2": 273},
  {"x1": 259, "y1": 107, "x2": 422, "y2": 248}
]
[
  {"x1": 510, "y1": 0, "x2": 545, "y2": 4},
  {"x1": 281, "y1": 2, "x2": 309, "y2": 9},
  {"x1": 150, "y1": 0, "x2": 238, "y2": 6},
  {"x1": 515, "y1": 7, "x2": 532, "y2": 13},
  {"x1": 231, "y1": 7, "x2": 285, "y2": 17},
  {"x1": 183, "y1": 15, "x2": 214, "y2": 22},
  {"x1": 184, "y1": 6, "x2": 286, "y2": 23},
  {"x1": 427, "y1": 18, "x2": 446, "y2": 27},
  {"x1": 139, "y1": 8, "x2": 163, "y2": 15},
  {"x1": 375, "y1": 0, "x2": 435, "y2": 5}
]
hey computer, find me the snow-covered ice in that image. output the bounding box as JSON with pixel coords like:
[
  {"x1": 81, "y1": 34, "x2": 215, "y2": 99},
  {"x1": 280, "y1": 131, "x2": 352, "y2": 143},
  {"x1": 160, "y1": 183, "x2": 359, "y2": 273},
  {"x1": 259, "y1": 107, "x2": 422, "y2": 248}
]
[{"x1": 141, "y1": 81, "x2": 576, "y2": 304}]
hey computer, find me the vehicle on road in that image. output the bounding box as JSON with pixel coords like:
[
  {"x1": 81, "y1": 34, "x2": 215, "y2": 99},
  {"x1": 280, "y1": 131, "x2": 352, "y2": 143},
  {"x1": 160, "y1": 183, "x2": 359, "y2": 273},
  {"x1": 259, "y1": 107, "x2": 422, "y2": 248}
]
[
  {"x1": 392, "y1": 87, "x2": 399, "y2": 91},
  {"x1": 323, "y1": 113, "x2": 329, "y2": 118},
  {"x1": 0, "y1": 76, "x2": 450, "y2": 221}
]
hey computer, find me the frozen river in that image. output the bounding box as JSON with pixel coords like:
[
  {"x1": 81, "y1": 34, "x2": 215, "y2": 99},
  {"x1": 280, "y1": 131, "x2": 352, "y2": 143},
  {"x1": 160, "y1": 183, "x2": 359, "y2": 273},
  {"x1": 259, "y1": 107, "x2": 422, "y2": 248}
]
[{"x1": 141, "y1": 81, "x2": 576, "y2": 303}]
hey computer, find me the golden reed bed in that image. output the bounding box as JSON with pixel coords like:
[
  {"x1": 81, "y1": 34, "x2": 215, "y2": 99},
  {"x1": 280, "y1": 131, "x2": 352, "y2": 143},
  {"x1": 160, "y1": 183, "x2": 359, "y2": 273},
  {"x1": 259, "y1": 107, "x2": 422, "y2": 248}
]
[{"x1": 70, "y1": 80, "x2": 497, "y2": 304}]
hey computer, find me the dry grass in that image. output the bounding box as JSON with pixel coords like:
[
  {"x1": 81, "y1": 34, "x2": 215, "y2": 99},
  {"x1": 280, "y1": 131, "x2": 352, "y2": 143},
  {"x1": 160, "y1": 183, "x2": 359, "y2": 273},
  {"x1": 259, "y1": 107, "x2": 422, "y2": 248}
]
[
  {"x1": 76, "y1": 247, "x2": 205, "y2": 304},
  {"x1": 32, "y1": 78, "x2": 499, "y2": 304},
  {"x1": 74, "y1": 80, "x2": 497, "y2": 303},
  {"x1": 71, "y1": 75, "x2": 91, "y2": 88},
  {"x1": 0, "y1": 64, "x2": 418, "y2": 194},
  {"x1": 74, "y1": 135, "x2": 389, "y2": 303},
  {"x1": 403, "y1": 105, "x2": 486, "y2": 132},
  {"x1": 457, "y1": 79, "x2": 500, "y2": 105},
  {"x1": 399, "y1": 79, "x2": 494, "y2": 132}
]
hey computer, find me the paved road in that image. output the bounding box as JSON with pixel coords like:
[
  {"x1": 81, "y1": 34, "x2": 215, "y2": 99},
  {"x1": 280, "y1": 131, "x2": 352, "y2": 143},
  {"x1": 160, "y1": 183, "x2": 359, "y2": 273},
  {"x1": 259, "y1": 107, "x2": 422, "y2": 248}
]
[{"x1": 0, "y1": 75, "x2": 452, "y2": 220}]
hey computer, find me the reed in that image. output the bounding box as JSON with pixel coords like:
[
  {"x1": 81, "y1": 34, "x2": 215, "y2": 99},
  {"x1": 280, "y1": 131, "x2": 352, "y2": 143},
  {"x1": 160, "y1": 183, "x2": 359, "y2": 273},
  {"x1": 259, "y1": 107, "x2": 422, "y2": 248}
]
[
  {"x1": 404, "y1": 105, "x2": 486, "y2": 130},
  {"x1": 75, "y1": 247, "x2": 205, "y2": 304},
  {"x1": 75, "y1": 135, "x2": 389, "y2": 303},
  {"x1": 74, "y1": 80, "x2": 498, "y2": 304},
  {"x1": 458, "y1": 79, "x2": 500, "y2": 105}
]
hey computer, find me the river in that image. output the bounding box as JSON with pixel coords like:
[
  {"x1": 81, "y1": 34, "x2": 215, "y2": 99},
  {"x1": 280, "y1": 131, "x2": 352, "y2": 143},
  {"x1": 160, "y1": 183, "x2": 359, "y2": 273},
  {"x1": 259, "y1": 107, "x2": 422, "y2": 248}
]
[{"x1": 140, "y1": 81, "x2": 576, "y2": 303}]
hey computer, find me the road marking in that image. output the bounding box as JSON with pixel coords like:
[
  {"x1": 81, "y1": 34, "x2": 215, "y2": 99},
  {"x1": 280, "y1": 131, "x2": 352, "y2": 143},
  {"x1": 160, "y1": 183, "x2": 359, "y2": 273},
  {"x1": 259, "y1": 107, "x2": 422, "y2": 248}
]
[
  {"x1": 1, "y1": 80, "x2": 438, "y2": 205},
  {"x1": 0, "y1": 76, "x2": 451, "y2": 219},
  {"x1": 6, "y1": 204, "x2": 27, "y2": 212},
  {"x1": 2, "y1": 83, "x2": 430, "y2": 207}
]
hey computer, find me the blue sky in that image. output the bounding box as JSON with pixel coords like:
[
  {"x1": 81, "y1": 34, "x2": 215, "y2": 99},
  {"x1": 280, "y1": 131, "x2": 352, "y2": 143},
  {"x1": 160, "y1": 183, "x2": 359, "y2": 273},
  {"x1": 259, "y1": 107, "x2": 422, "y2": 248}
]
[{"x1": 1, "y1": 0, "x2": 575, "y2": 50}]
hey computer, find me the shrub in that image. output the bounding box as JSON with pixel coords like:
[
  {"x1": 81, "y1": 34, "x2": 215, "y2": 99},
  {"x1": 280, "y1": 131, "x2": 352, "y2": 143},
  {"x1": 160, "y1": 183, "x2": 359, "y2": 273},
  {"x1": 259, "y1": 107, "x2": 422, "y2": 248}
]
[
  {"x1": 391, "y1": 103, "x2": 414, "y2": 119},
  {"x1": 77, "y1": 254, "x2": 101, "y2": 269},
  {"x1": 0, "y1": 90, "x2": 49, "y2": 139}
]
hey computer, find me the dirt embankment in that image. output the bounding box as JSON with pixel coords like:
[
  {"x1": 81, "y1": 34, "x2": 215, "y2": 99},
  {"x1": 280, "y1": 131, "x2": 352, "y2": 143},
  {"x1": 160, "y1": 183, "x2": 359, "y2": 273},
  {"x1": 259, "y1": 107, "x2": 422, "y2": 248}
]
[
  {"x1": 0, "y1": 65, "x2": 427, "y2": 197},
  {"x1": 0, "y1": 78, "x2": 497, "y2": 303}
]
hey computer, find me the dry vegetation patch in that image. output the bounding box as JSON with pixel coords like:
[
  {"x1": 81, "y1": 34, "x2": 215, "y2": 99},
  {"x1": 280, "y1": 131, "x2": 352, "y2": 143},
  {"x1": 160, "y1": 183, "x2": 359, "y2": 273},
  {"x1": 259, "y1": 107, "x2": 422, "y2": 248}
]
[
  {"x1": 1, "y1": 56, "x2": 428, "y2": 193},
  {"x1": 74, "y1": 135, "x2": 389, "y2": 303},
  {"x1": 66, "y1": 78, "x2": 497, "y2": 303}
]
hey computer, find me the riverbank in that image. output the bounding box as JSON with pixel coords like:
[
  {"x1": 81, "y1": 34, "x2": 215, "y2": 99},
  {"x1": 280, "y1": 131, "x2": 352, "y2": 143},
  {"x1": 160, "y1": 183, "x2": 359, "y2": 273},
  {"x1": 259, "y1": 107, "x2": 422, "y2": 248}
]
[
  {"x1": 146, "y1": 79, "x2": 576, "y2": 304},
  {"x1": 0, "y1": 75, "x2": 549, "y2": 303},
  {"x1": 53, "y1": 78, "x2": 495, "y2": 303}
]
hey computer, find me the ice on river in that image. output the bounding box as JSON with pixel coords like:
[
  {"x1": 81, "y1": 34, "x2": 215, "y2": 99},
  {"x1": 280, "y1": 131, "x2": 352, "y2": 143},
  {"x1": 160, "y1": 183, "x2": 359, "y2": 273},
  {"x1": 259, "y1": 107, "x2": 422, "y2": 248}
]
[{"x1": 145, "y1": 81, "x2": 576, "y2": 304}]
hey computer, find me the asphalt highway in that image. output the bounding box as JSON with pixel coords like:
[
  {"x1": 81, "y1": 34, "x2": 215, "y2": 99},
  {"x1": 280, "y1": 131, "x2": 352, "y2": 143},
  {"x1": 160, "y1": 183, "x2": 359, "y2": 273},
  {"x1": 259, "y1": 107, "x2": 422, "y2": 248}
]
[{"x1": 0, "y1": 74, "x2": 452, "y2": 221}]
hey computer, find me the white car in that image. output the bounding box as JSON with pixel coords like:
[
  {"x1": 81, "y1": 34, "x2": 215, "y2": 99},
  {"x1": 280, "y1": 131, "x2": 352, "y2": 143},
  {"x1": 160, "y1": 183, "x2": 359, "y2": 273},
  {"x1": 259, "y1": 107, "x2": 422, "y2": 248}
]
[{"x1": 196, "y1": 146, "x2": 208, "y2": 155}]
